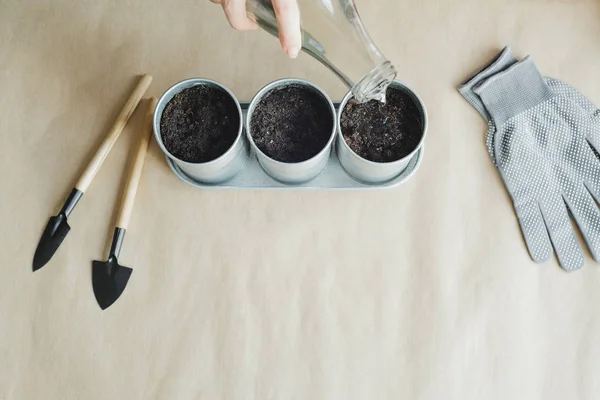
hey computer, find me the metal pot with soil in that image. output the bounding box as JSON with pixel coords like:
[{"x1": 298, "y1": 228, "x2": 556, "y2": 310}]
[
  {"x1": 246, "y1": 79, "x2": 336, "y2": 184},
  {"x1": 337, "y1": 81, "x2": 428, "y2": 184},
  {"x1": 154, "y1": 78, "x2": 248, "y2": 184}
]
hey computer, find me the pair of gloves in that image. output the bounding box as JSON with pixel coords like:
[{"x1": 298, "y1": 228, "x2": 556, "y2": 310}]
[{"x1": 459, "y1": 47, "x2": 600, "y2": 272}]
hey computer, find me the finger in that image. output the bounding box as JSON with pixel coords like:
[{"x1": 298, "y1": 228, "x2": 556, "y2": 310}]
[
  {"x1": 515, "y1": 200, "x2": 552, "y2": 264},
  {"x1": 272, "y1": 0, "x2": 301, "y2": 58},
  {"x1": 221, "y1": 0, "x2": 257, "y2": 31},
  {"x1": 540, "y1": 196, "x2": 584, "y2": 272},
  {"x1": 209, "y1": 0, "x2": 220, "y2": 4},
  {"x1": 567, "y1": 184, "x2": 600, "y2": 262}
]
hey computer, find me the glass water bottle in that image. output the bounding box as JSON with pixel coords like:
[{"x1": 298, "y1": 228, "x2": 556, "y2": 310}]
[{"x1": 246, "y1": 0, "x2": 397, "y2": 103}]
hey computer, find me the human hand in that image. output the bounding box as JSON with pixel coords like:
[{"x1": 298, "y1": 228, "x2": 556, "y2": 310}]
[{"x1": 210, "y1": 0, "x2": 302, "y2": 58}]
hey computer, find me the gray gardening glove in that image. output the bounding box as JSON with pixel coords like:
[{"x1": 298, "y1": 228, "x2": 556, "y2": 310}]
[{"x1": 472, "y1": 57, "x2": 600, "y2": 271}]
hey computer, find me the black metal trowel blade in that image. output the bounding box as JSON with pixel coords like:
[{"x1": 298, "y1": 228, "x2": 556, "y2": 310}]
[
  {"x1": 92, "y1": 256, "x2": 132, "y2": 310},
  {"x1": 33, "y1": 189, "x2": 83, "y2": 271},
  {"x1": 33, "y1": 214, "x2": 71, "y2": 271}
]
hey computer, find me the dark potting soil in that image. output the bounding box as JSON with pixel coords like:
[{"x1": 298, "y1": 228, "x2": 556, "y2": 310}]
[
  {"x1": 250, "y1": 84, "x2": 333, "y2": 163},
  {"x1": 160, "y1": 85, "x2": 239, "y2": 163},
  {"x1": 340, "y1": 87, "x2": 423, "y2": 163}
]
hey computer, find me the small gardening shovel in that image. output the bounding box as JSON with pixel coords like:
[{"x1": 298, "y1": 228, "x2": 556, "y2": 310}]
[
  {"x1": 33, "y1": 74, "x2": 153, "y2": 271},
  {"x1": 92, "y1": 97, "x2": 156, "y2": 310}
]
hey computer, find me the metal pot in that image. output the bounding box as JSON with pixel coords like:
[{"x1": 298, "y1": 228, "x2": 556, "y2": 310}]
[
  {"x1": 246, "y1": 79, "x2": 337, "y2": 184},
  {"x1": 337, "y1": 81, "x2": 428, "y2": 184},
  {"x1": 154, "y1": 78, "x2": 249, "y2": 184}
]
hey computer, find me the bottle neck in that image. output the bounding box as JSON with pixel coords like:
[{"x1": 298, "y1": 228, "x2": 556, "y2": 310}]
[
  {"x1": 351, "y1": 61, "x2": 397, "y2": 103},
  {"x1": 302, "y1": 47, "x2": 397, "y2": 104}
]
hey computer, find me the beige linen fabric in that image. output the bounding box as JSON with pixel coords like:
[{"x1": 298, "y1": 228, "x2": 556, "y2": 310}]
[{"x1": 1, "y1": 1, "x2": 600, "y2": 399}]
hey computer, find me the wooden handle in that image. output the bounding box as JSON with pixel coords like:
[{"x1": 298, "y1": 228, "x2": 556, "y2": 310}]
[
  {"x1": 115, "y1": 97, "x2": 157, "y2": 230},
  {"x1": 75, "y1": 74, "x2": 152, "y2": 193}
]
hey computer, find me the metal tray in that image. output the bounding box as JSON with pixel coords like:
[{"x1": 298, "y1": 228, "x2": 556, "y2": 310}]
[{"x1": 164, "y1": 103, "x2": 424, "y2": 190}]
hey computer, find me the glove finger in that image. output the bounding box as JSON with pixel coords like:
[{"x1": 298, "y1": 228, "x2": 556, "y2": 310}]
[
  {"x1": 564, "y1": 184, "x2": 600, "y2": 262},
  {"x1": 540, "y1": 196, "x2": 584, "y2": 272},
  {"x1": 514, "y1": 201, "x2": 552, "y2": 263}
]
